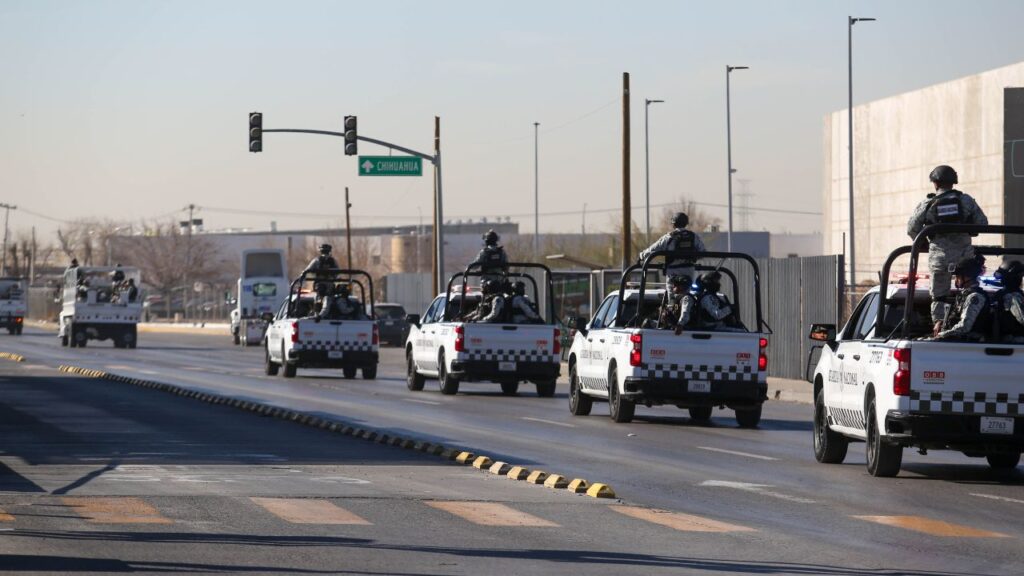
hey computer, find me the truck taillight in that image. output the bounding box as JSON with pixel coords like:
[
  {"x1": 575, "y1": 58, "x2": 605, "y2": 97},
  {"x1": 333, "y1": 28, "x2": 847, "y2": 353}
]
[
  {"x1": 893, "y1": 348, "x2": 911, "y2": 396},
  {"x1": 14, "y1": 317, "x2": 22, "y2": 324},
  {"x1": 758, "y1": 337, "x2": 768, "y2": 371},
  {"x1": 454, "y1": 325, "x2": 465, "y2": 352},
  {"x1": 629, "y1": 332, "x2": 642, "y2": 367},
  {"x1": 290, "y1": 321, "x2": 299, "y2": 343},
  {"x1": 372, "y1": 323, "x2": 379, "y2": 345},
  {"x1": 553, "y1": 328, "x2": 561, "y2": 355}
]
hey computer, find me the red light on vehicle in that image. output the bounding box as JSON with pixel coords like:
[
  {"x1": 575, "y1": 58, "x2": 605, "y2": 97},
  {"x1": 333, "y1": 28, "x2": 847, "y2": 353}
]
[
  {"x1": 553, "y1": 328, "x2": 561, "y2": 355},
  {"x1": 14, "y1": 317, "x2": 22, "y2": 324},
  {"x1": 758, "y1": 337, "x2": 768, "y2": 371},
  {"x1": 372, "y1": 324, "x2": 379, "y2": 345},
  {"x1": 893, "y1": 348, "x2": 911, "y2": 396},
  {"x1": 629, "y1": 332, "x2": 642, "y2": 367},
  {"x1": 759, "y1": 337, "x2": 768, "y2": 349},
  {"x1": 454, "y1": 325, "x2": 465, "y2": 352},
  {"x1": 290, "y1": 321, "x2": 299, "y2": 343}
]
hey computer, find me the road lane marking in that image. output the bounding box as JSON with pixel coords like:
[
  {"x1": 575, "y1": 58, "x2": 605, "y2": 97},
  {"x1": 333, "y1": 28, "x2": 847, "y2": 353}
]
[
  {"x1": 426, "y1": 501, "x2": 559, "y2": 527},
  {"x1": 62, "y1": 497, "x2": 172, "y2": 524},
  {"x1": 252, "y1": 498, "x2": 371, "y2": 525},
  {"x1": 0, "y1": 507, "x2": 13, "y2": 522},
  {"x1": 970, "y1": 493, "x2": 1024, "y2": 505},
  {"x1": 853, "y1": 515, "x2": 1008, "y2": 538},
  {"x1": 403, "y1": 398, "x2": 441, "y2": 406},
  {"x1": 697, "y1": 447, "x2": 778, "y2": 461},
  {"x1": 611, "y1": 505, "x2": 755, "y2": 533},
  {"x1": 521, "y1": 417, "x2": 576, "y2": 428},
  {"x1": 700, "y1": 480, "x2": 815, "y2": 504}
]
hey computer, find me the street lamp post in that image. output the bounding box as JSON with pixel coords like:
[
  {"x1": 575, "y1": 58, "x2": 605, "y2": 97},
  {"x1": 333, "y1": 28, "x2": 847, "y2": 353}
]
[
  {"x1": 726, "y1": 65, "x2": 748, "y2": 252},
  {"x1": 533, "y1": 122, "x2": 540, "y2": 260},
  {"x1": 848, "y1": 16, "x2": 875, "y2": 291},
  {"x1": 644, "y1": 99, "x2": 664, "y2": 242}
]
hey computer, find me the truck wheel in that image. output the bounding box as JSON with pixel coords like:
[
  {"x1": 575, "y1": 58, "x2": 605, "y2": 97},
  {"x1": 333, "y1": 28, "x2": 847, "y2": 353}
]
[
  {"x1": 128, "y1": 326, "x2": 137, "y2": 349},
  {"x1": 406, "y1": 351, "x2": 425, "y2": 391},
  {"x1": 15, "y1": 325, "x2": 22, "y2": 335},
  {"x1": 688, "y1": 406, "x2": 713, "y2": 422},
  {"x1": 813, "y1": 389, "x2": 848, "y2": 464},
  {"x1": 342, "y1": 367, "x2": 358, "y2": 379},
  {"x1": 607, "y1": 367, "x2": 634, "y2": 423},
  {"x1": 735, "y1": 405, "x2": 762, "y2": 429},
  {"x1": 74, "y1": 326, "x2": 87, "y2": 348},
  {"x1": 866, "y1": 397, "x2": 902, "y2": 477},
  {"x1": 438, "y1": 351, "x2": 459, "y2": 395},
  {"x1": 500, "y1": 381, "x2": 519, "y2": 395},
  {"x1": 281, "y1": 346, "x2": 296, "y2": 378},
  {"x1": 121, "y1": 329, "x2": 136, "y2": 350},
  {"x1": 986, "y1": 453, "x2": 1021, "y2": 470},
  {"x1": 361, "y1": 366, "x2": 377, "y2": 380},
  {"x1": 60, "y1": 330, "x2": 69, "y2": 347},
  {"x1": 264, "y1": 346, "x2": 279, "y2": 376},
  {"x1": 68, "y1": 322, "x2": 77, "y2": 348},
  {"x1": 233, "y1": 328, "x2": 240, "y2": 345},
  {"x1": 535, "y1": 380, "x2": 556, "y2": 398},
  {"x1": 568, "y1": 365, "x2": 592, "y2": 415}
]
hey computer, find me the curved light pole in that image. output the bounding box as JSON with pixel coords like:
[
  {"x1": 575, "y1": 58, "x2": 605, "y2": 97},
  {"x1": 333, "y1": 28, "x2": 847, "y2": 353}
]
[
  {"x1": 848, "y1": 16, "x2": 875, "y2": 291},
  {"x1": 726, "y1": 65, "x2": 748, "y2": 252},
  {"x1": 534, "y1": 121, "x2": 540, "y2": 259},
  {"x1": 644, "y1": 98, "x2": 664, "y2": 242}
]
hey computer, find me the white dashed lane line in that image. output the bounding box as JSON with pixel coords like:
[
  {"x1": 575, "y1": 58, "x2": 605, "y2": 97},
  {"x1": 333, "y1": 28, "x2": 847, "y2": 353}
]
[
  {"x1": 520, "y1": 417, "x2": 576, "y2": 428},
  {"x1": 403, "y1": 398, "x2": 441, "y2": 406},
  {"x1": 697, "y1": 446, "x2": 779, "y2": 461},
  {"x1": 970, "y1": 493, "x2": 1024, "y2": 505}
]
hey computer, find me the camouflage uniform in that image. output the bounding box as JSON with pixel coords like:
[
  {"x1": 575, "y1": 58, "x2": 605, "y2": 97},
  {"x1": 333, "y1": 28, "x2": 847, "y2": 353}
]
[
  {"x1": 658, "y1": 292, "x2": 697, "y2": 330},
  {"x1": 907, "y1": 187, "x2": 988, "y2": 323},
  {"x1": 639, "y1": 228, "x2": 706, "y2": 285},
  {"x1": 510, "y1": 294, "x2": 542, "y2": 324},
  {"x1": 935, "y1": 282, "x2": 989, "y2": 340}
]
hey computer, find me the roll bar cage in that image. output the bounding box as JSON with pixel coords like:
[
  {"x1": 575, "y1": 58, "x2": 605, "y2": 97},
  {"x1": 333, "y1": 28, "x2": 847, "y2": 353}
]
[
  {"x1": 287, "y1": 268, "x2": 375, "y2": 319},
  {"x1": 618, "y1": 250, "x2": 768, "y2": 332},
  {"x1": 445, "y1": 262, "x2": 555, "y2": 323},
  {"x1": 877, "y1": 224, "x2": 1024, "y2": 339}
]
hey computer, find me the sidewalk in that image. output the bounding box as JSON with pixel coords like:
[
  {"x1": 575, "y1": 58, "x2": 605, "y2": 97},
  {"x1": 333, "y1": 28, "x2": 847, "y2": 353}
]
[{"x1": 767, "y1": 377, "x2": 813, "y2": 405}]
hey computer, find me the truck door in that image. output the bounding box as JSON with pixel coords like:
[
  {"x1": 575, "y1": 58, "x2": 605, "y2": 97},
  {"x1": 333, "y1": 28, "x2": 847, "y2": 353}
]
[
  {"x1": 581, "y1": 295, "x2": 617, "y2": 392},
  {"x1": 837, "y1": 293, "x2": 879, "y2": 429},
  {"x1": 414, "y1": 296, "x2": 444, "y2": 371}
]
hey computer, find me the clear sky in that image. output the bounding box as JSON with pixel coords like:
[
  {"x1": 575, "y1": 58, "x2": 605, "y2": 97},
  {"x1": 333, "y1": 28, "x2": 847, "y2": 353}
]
[{"x1": 3, "y1": 0, "x2": 1024, "y2": 239}]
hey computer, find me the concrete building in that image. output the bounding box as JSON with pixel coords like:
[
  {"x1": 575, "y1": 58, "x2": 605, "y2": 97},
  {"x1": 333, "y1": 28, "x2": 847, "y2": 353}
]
[{"x1": 824, "y1": 61, "x2": 1024, "y2": 283}]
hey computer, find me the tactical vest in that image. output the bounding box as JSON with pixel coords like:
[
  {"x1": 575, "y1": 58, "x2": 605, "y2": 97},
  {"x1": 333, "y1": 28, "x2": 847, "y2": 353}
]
[
  {"x1": 666, "y1": 229, "x2": 697, "y2": 268},
  {"x1": 480, "y1": 246, "x2": 506, "y2": 272},
  {"x1": 928, "y1": 191, "x2": 966, "y2": 225},
  {"x1": 993, "y1": 291, "x2": 1024, "y2": 338},
  {"x1": 944, "y1": 286, "x2": 991, "y2": 335}
]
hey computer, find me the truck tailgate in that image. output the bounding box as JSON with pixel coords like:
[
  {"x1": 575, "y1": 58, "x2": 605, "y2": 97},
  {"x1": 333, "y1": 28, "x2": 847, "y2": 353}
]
[
  {"x1": 640, "y1": 331, "x2": 762, "y2": 383},
  {"x1": 462, "y1": 324, "x2": 558, "y2": 364},
  {"x1": 909, "y1": 341, "x2": 1024, "y2": 414}
]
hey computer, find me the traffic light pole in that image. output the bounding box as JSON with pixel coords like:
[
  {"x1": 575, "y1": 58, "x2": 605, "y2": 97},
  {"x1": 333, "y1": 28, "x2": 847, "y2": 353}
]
[{"x1": 260, "y1": 126, "x2": 445, "y2": 294}]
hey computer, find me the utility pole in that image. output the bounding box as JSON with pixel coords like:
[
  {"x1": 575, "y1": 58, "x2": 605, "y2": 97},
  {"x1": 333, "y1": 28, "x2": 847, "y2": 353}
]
[
  {"x1": 434, "y1": 116, "x2": 444, "y2": 294},
  {"x1": 848, "y1": 16, "x2": 876, "y2": 291},
  {"x1": 0, "y1": 203, "x2": 16, "y2": 276},
  {"x1": 726, "y1": 65, "x2": 748, "y2": 252},
  {"x1": 185, "y1": 203, "x2": 195, "y2": 320},
  {"x1": 344, "y1": 187, "x2": 353, "y2": 269},
  {"x1": 534, "y1": 121, "x2": 540, "y2": 260},
  {"x1": 644, "y1": 98, "x2": 664, "y2": 243},
  {"x1": 621, "y1": 72, "x2": 631, "y2": 270}
]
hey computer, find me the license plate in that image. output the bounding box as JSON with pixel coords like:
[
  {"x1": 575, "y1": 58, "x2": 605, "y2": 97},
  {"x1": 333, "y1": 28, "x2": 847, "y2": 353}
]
[
  {"x1": 327, "y1": 350, "x2": 344, "y2": 359},
  {"x1": 688, "y1": 380, "x2": 711, "y2": 393},
  {"x1": 499, "y1": 361, "x2": 517, "y2": 371},
  {"x1": 980, "y1": 416, "x2": 1014, "y2": 435}
]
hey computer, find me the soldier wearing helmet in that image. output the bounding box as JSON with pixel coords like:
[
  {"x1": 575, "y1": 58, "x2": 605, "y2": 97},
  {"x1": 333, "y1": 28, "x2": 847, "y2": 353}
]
[
  {"x1": 993, "y1": 260, "x2": 1024, "y2": 342},
  {"x1": 302, "y1": 243, "x2": 340, "y2": 277},
  {"x1": 933, "y1": 255, "x2": 991, "y2": 340},
  {"x1": 466, "y1": 278, "x2": 507, "y2": 323},
  {"x1": 908, "y1": 165, "x2": 988, "y2": 328},
  {"x1": 639, "y1": 212, "x2": 706, "y2": 285},
  {"x1": 509, "y1": 280, "x2": 542, "y2": 324},
  {"x1": 693, "y1": 271, "x2": 745, "y2": 332},
  {"x1": 658, "y1": 274, "x2": 696, "y2": 334},
  {"x1": 471, "y1": 229, "x2": 509, "y2": 282}
]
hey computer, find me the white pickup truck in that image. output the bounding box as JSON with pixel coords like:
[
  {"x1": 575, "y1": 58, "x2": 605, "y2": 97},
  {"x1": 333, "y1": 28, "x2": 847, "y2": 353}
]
[
  {"x1": 58, "y1": 266, "x2": 141, "y2": 348},
  {"x1": 0, "y1": 277, "x2": 26, "y2": 335},
  {"x1": 264, "y1": 269, "x2": 379, "y2": 379},
  {"x1": 566, "y1": 250, "x2": 769, "y2": 426},
  {"x1": 809, "y1": 224, "x2": 1024, "y2": 476},
  {"x1": 405, "y1": 263, "x2": 561, "y2": 396}
]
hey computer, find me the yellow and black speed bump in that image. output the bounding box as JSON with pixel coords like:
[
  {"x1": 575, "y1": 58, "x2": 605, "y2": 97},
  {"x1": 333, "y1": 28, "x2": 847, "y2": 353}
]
[{"x1": 54, "y1": 362, "x2": 619, "y2": 500}]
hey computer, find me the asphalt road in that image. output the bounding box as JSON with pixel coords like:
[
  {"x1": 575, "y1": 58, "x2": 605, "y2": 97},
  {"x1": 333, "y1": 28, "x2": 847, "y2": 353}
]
[{"x1": 1, "y1": 324, "x2": 1022, "y2": 575}]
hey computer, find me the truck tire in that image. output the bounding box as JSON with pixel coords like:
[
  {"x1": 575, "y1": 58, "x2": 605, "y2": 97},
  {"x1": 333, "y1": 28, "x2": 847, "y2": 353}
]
[
  {"x1": 362, "y1": 366, "x2": 377, "y2": 380},
  {"x1": 342, "y1": 367, "x2": 358, "y2": 379},
  {"x1": 500, "y1": 381, "x2": 519, "y2": 395},
  {"x1": 233, "y1": 329, "x2": 240, "y2": 345},
  {"x1": 568, "y1": 364, "x2": 592, "y2": 415},
  {"x1": 608, "y1": 366, "x2": 634, "y2": 423},
  {"x1": 128, "y1": 326, "x2": 137, "y2": 349},
  {"x1": 986, "y1": 453, "x2": 1021, "y2": 470},
  {"x1": 438, "y1": 351, "x2": 459, "y2": 395},
  {"x1": 866, "y1": 397, "x2": 902, "y2": 477},
  {"x1": 264, "y1": 346, "x2": 279, "y2": 376},
  {"x1": 406, "y1": 351, "x2": 425, "y2": 391},
  {"x1": 60, "y1": 330, "x2": 69, "y2": 347},
  {"x1": 535, "y1": 380, "x2": 556, "y2": 398},
  {"x1": 15, "y1": 325, "x2": 22, "y2": 335},
  {"x1": 121, "y1": 329, "x2": 136, "y2": 350},
  {"x1": 813, "y1": 388, "x2": 848, "y2": 464},
  {"x1": 68, "y1": 322, "x2": 77, "y2": 348},
  {"x1": 735, "y1": 405, "x2": 762, "y2": 429},
  {"x1": 281, "y1": 345, "x2": 296, "y2": 378},
  {"x1": 73, "y1": 325, "x2": 87, "y2": 348},
  {"x1": 688, "y1": 406, "x2": 713, "y2": 422}
]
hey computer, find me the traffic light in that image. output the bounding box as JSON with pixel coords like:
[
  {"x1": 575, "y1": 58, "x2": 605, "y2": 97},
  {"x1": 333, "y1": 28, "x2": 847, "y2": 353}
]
[
  {"x1": 249, "y1": 112, "x2": 262, "y2": 153},
  {"x1": 344, "y1": 115, "x2": 357, "y2": 156}
]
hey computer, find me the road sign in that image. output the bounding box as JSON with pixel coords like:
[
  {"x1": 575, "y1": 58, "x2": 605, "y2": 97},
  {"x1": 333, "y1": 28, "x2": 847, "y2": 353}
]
[{"x1": 358, "y1": 156, "x2": 422, "y2": 177}]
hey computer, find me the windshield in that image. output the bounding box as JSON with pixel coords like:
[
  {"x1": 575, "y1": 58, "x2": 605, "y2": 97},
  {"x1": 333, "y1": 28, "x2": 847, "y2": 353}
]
[{"x1": 376, "y1": 305, "x2": 407, "y2": 319}]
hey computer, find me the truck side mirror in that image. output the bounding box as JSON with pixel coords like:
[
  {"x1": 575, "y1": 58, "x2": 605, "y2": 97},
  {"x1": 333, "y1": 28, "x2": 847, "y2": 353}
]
[
  {"x1": 808, "y1": 323, "x2": 836, "y2": 343},
  {"x1": 406, "y1": 314, "x2": 420, "y2": 327}
]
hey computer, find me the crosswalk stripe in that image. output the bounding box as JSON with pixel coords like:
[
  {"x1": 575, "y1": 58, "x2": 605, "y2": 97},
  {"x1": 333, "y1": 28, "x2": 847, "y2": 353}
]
[
  {"x1": 426, "y1": 501, "x2": 559, "y2": 527},
  {"x1": 853, "y1": 515, "x2": 1009, "y2": 538},
  {"x1": 612, "y1": 505, "x2": 756, "y2": 533},
  {"x1": 0, "y1": 507, "x2": 13, "y2": 522},
  {"x1": 62, "y1": 497, "x2": 172, "y2": 524},
  {"x1": 251, "y1": 498, "x2": 371, "y2": 525}
]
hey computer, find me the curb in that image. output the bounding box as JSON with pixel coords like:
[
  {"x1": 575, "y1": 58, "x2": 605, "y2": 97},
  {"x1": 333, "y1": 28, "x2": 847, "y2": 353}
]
[
  {"x1": 0, "y1": 352, "x2": 26, "y2": 363},
  {"x1": 55, "y1": 363, "x2": 618, "y2": 500}
]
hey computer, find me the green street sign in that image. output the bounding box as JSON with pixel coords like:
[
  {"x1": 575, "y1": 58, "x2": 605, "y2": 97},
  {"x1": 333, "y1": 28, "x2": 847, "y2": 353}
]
[{"x1": 358, "y1": 156, "x2": 423, "y2": 177}]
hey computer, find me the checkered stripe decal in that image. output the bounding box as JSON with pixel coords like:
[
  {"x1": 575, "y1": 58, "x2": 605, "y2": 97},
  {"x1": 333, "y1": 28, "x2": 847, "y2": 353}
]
[
  {"x1": 828, "y1": 406, "x2": 865, "y2": 430},
  {"x1": 638, "y1": 363, "x2": 756, "y2": 382},
  {"x1": 465, "y1": 348, "x2": 558, "y2": 363},
  {"x1": 299, "y1": 340, "x2": 374, "y2": 352},
  {"x1": 910, "y1": 391, "x2": 1023, "y2": 416}
]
